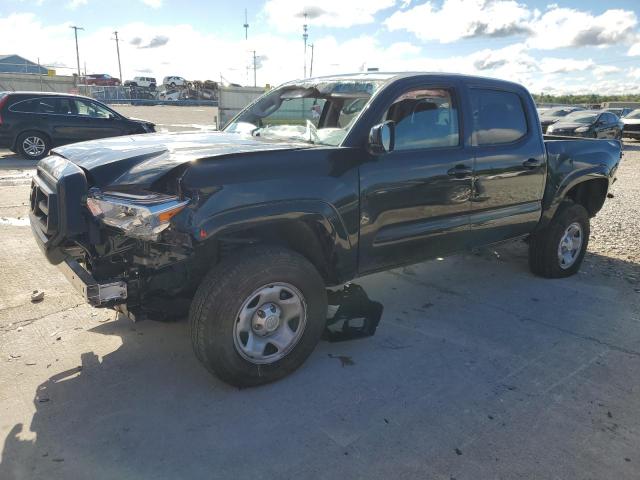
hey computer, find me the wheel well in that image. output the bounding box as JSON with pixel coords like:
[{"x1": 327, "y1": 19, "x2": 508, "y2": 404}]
[
  {"x1": 217, "y1": 220, "x2": 336, "y2": 284},
  {"x1": 565, "y1": 178, "x2": 608, "y2": 217}
]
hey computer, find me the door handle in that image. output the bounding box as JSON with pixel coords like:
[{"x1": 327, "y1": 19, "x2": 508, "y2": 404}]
[
  {"x1": 447, "y1": 165, "x2": 473, "y2": 178},
  {"x1": 522, "y1": 158, "x2": 542, "y2": 169}
]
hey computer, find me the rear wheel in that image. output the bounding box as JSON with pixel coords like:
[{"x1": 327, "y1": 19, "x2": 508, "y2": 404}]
[
  {"x1": 189, "y1": 246, "x2": 327, "y2": 387},
  {"x1": 16, "y1": 131, "x2": 50, "y2": 160},
  {"x1": 529, "y1": 202, "x2": 590, "y2": 278}
]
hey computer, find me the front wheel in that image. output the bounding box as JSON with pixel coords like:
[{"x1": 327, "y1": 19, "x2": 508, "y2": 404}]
[
  {"x1": 529, "y1": 202, "x2": 590, "y2": 278},
  {"x1": 16, "y1": 131, "x2": 50, "y2": 160},
  {"x1": 189, "y1": 246, "x2": 327, "y2": 387}
]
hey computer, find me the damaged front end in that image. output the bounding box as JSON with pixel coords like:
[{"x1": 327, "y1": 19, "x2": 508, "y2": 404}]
[{"x1": 29, "y1": 155, "x2": 209, "y2": 321}]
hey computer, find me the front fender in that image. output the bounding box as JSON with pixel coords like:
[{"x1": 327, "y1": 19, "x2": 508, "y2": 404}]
[{"x1": 193, "y1": 200, "x2": 355, "y2": 284}]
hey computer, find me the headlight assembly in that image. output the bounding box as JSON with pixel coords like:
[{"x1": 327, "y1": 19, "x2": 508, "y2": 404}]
[
  {"x1": 575, "y1": 126, "x2": 590, "y2": 133},
  {"x1": 86, "y1": 190, "x2": 188, "y2": 241}
]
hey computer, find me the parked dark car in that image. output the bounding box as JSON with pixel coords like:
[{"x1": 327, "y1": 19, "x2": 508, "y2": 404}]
[
  {"x1": 546, "y1": 110, "x2": 623, "y2": 139},
  {"x1": 29, "y1": 73, "x2": 621, "y2": 387},
  {"x1": 0, "y1": 92, "x2": 155, "y2": 159},
  {"x1": 538, "y1": 106, "x2": 585, "y2": 133},
  {"x1": 621, "y1": 109, "x2": 640, "y2": 140},
  {"x1": 85, "y1": 74, "x2": 121, "y2": 86}
]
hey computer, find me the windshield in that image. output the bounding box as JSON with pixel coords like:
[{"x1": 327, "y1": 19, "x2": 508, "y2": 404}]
[
  {"x1": 563, "y1": 112, "x2": 598, "y2": 124},
  {"x1": 224, "y1": 79, "x2": 385, "y2": 146},
  {"x1": 625, "y1": 109, "x2": 640, "y2": 119}
]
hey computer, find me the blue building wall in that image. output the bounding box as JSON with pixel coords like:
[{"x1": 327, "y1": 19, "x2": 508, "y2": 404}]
[{"x1": 0, "y1": 55, "x2": 48, "y2": 74}]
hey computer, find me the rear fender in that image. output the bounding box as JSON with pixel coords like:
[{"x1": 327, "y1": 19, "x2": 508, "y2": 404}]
[{"x1": 539, "y1": 165, "x2": 610, "y2": 229}]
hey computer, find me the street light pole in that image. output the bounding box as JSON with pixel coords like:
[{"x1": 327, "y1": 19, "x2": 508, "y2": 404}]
[
  {"x1": 113, "y1": 31, "x2": 123, "y2": 83},
  {"x1": 309, "y1": 44, "x2": 314, "y2": 78},
  {"x1": 70, "y1": 25, "x2": 84, "y2": 83}
]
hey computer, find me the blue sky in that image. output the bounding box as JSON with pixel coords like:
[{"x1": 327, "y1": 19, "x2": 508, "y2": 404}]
[{"x1": 1, "y1": 0, "x2": 639, "y2": 94}]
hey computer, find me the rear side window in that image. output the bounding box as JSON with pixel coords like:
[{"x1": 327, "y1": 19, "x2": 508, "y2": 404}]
[
  {"x1": 10, "y1": 99, "x2": 39, "y2": 113},
  {"x1": 470, "y1": 89, "x2": 527, "y2": 145}
]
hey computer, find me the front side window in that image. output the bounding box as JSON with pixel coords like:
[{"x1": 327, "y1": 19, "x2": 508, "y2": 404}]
[
  {"x1": 74, "y1": 100, "x2": 113, "y2": 119},
  {"x1": 384, "y1": 88, "x2": 460, "y2": 150},
  {"x1": 471, "y1": 89, "x2": 527, "y2": 145},
  {"x1": 225, "y1": 79, "x2": 385, "y2": 146}
]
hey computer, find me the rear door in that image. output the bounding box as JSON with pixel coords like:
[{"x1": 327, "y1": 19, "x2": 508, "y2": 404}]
[
  {"x1": 468, "y1": 86, "x2": 546, "y2": 245},
  {"x1": 358, "y1": 82, "x2": 475, "y2": 273}
]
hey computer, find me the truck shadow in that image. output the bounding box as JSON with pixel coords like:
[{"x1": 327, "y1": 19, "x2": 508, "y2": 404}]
[{"x1": 1, "y1": 248, "x2": 638, "y2": 479}]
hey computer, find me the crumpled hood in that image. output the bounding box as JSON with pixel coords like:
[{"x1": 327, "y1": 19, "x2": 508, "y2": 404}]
[{"x1": 51, "y1": 131, "x2": 314, "y2": 188}]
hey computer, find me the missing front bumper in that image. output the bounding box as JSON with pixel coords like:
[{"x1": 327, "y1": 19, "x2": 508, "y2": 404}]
[{"x1": 59, "y1": 258, "x2": 127, "y2": 307}]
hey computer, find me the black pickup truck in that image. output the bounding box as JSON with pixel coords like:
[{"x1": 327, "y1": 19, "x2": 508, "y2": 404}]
[{"x1": 29, "y1": 73, "x2": 621, "y2": 387}]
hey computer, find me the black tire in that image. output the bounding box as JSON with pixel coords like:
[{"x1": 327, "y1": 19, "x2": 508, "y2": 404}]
[
  {"x1": 529, "y1": 202, "x2": 590, "y2": 278},
  {"x1": 189, "y1": 246, "x2": 327, "y2": 387},
  {"x1": 16, "y1": 131, "x2": 50, "y2": 160}
]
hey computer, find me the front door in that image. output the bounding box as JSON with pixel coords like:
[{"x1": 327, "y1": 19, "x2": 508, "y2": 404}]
[
  {"x1": 358, "y1": 85, "x2": 474, "y2": 274},
  {"x1": 67, "y1": 99, "x2": 124, "y2": 142}
]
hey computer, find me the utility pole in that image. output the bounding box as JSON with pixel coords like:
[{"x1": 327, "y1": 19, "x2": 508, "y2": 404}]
[
  {"x1": 309, "y1": 44, "x2": 314, "y2": 78},
  {"x1": 302, "y1": 12, "x2": 308, "y2": 78},
  {"x1": 243, "y1": 9, "x2": 249, "y2": 40},
  {"x1": 38, "y1": 57, "x2": 43, "y2": 91},
  {"x1": 252, "y1": 50, "x2": 257, "y2": 87},
  {"x1": 70, "y1": 25, "x2": 84, "y2": 82},
  {"x1": 113, "y1": 31, "x2": 123, "y2": 83}
]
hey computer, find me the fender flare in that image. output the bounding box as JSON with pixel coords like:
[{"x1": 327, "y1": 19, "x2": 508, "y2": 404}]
[
  {"x1": 192, "y1": 199, "x2": 355, "y2": 284},
  {"x1": 538, "y1": 165, "x2": 611, "y2": 228}
]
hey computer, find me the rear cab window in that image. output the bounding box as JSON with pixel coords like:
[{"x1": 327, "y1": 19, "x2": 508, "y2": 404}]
[{"x1": 470, "y1": 89, "x2": 528, "y2": 145}]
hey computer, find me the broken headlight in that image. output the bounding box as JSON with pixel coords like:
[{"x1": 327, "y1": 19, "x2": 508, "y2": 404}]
[{"x1": 86, "y1": 190, "x2": 188, "y2": 241}]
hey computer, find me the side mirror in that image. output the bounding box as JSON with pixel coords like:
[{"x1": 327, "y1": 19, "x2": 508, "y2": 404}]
[{"x1": 368, "y1": 121, "x2": 395, "y2": 155}]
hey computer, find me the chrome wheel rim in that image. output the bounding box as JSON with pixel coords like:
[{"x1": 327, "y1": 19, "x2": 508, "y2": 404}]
[
  {"x1": 22, "y1": 136, "x2": 45, "y2": 157},
  {"x1": 233, "y1": 283, "x2": 307, "y2": 364},
  {"x1": 557, "y1": 222, "x2": 583, "y2": 269}
]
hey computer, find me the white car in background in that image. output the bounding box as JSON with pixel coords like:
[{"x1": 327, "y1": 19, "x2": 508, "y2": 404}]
[
  {"x1": 125, "y1": 76, "x2": 157, "y2": 89},
  {"x1": 163, "y1": 76, "x2": 187, "y2": 88}
]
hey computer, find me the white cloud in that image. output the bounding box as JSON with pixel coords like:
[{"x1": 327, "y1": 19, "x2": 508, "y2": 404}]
[
  {"x1": 385, "y1": 1, "x2": 638, "y2": 50},
  {"x1": 263, "y1": 0, "x2": 396, "y2": 32},
  {"x1": 527, "y1": 7, "x2": 638, "y2": 49},
  {"x1": 141, "y1": 0, "x2": 162, "y2": 8},
  {"x1": 385, "y1": 0, "x2": 533, "y2": 43},
  {"x1": 593, "y1": 65, "x2": 621, "y2": 77},
  {"x1": 629, "y1": 68, "x2": 640, "y2": 79},
  {"x1": 629, "y1": 42, "x2": 640, "y2": 56},
  {"x1": 66, "y1": 0, "x2": 87, "y2": 9},
  {"x1": 0, "y1": 11, "x2": 637, "y2": 96}
]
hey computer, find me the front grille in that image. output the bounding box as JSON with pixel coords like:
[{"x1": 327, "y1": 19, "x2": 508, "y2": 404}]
[
  {"x1": 624, "y1": 124, "x2": 640, "y2": 132},
  {"x1": 30, "y1": 176, "x2": 58, "y2": 237}
]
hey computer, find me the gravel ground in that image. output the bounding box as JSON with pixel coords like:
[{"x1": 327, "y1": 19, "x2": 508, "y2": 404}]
[
  {"x1": 586, "y1": 141, "x2": 640, "y2": 284},
  {"x1": 110, "y1": 104, "x2": 218, "y2": 133}
]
